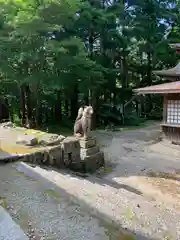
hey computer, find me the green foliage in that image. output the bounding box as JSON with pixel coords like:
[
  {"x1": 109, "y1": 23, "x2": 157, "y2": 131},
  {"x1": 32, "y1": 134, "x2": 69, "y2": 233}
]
[{"x1": 0, "y1": 0, "x2": 178, "y2": 129}]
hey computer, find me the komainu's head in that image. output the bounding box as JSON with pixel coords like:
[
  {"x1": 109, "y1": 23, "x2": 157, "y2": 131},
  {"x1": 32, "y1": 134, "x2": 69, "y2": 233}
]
[{"x1": 83, "y1": 106, "x2": 93, "y2": 117}]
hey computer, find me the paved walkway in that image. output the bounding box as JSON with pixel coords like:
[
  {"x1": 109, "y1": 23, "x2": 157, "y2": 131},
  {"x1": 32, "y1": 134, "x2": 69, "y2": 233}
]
[
  {"x1": 1, "y1": 122, "x2": 180, "y2": 239},
  {"x1": 16, "y1": 161, "x2": 180, "y2": 240},
  {"x1": 0, "y1": 206, "x2": 28, "y2": 240},
  {"x1": 12, "y1": 122, "x2": 180, "y2": 240},
  {"x1": 0, "y1": 164, "x2": 120, "y2": 240}
]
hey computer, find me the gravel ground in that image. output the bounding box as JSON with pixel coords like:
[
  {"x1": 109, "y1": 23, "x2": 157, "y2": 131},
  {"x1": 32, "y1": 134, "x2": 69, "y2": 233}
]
[
  {"x1": 93, "y1": 122, "x2": 180, "y2": 208},
  {"x1": 0, "y1": 164, "x2": 121, "y2": 240},
  {"x1": 1, "y1": 122, "x2": 180, "y2": 240},
  {"x1": 15, "y1": 161, "x2": 180, "y2": 240}
]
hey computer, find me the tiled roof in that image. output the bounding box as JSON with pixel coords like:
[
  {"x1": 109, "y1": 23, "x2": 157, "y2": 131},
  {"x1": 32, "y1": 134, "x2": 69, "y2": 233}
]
[
  {"x1": 169, "y1": 43, "x2": 180, "y2": 49},
  {"x1": 135, "y1": 81, "x2": 180, "y2": 94},
  {"x1": 153, "y1": 62, "x2": 180, "y2": 77}
]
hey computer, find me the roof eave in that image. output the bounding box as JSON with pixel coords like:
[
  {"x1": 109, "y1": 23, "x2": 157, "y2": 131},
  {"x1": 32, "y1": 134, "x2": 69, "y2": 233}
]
[
  {"x1": 169, "y1": 43, "x2": 180, "y2": 49},
  {"x1": 135, "y1": 89, "x2": 180, "y2": 95},
  {"x1": 153, "y1": 71, "x2": 180, "y2": 77}
]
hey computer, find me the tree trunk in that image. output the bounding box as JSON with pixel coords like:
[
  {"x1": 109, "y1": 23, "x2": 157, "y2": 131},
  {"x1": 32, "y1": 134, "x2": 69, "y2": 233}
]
[
  {"x1": 90, "y1": 90, "x2": 97, "y2": 129},
  {"x1": 35, "y1": 96, "x2": 41, "y2": 128},
  {"x1": 121, "y1": 53, "x2": 128, "y2": 89},
  {"x1": 55, "y1": 90, "x2": 62, "y2": 121},
  {"x1": 20, "y1": 85, "x2": 26, "y2": 126},
  {"x1": 70, "y1": 84, "x2": 78, "y2": 120},
  {"x1": 25, "y1": 85, "x2": 33, "y2": 128},
  {"x1": 65, "y1": 99, "x2": 69, "y2": 117},
  {"x1": 84, "y1": 95, "x2": 89, "y2": 105},
  {"x1": 146, "y1": 51, "x2": 153, "y2": 114}
]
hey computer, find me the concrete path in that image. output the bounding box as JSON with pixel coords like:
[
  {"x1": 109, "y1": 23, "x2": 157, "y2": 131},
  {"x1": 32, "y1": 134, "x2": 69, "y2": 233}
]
[
  {"x1": 16, "y1": 161, "x2": 180, "y2": 240},
  {"x1": 11, "y1": 122, "x2": 179, "y2": 240},
  {"x1": 1, "y1": 122, "x2": 180, "y2": 240},
  {"x1": 0, "y1": 206, "x2": 28, "y2": 240},
  {"x1": 0, "y1": 163, "x2": 120, "y2": 240}
]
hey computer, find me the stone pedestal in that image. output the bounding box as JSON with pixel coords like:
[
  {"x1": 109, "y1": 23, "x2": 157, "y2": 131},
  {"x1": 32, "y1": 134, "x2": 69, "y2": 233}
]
[
  {"x1": 70, "y1": 137, "x2": 104, "y2": 173},
  {"x1": 61, "y1": 137, "x2": 81, "y2": 167}
]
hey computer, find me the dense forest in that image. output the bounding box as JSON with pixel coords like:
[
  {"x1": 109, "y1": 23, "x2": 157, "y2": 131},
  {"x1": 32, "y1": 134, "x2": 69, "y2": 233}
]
[{"x1": 0, "y1": 0, "x2": 179, "y2": 130}]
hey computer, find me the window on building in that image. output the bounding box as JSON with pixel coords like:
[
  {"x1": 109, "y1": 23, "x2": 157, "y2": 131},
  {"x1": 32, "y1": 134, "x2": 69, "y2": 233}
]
[{"x1": 167, "y1": 100, "x2": 180, "y2": 124}]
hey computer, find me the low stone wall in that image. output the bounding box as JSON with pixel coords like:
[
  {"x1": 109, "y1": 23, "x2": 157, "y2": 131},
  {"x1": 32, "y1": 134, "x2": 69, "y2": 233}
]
[
  {"x1": 23, "y1": 145, "x2": 64, "y2": 167},
  {"x1": 2, "y1": 135, "x2": 104, "y2": 173}
]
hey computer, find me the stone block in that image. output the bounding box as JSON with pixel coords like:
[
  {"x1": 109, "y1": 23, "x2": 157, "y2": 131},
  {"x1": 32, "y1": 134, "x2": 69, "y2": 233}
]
[
  {"x1": 39, "y1": 134, "x2": 64, "y2": 146},
  {"x1": 63, "y1": 152, "x2": 81, "y2": 166},
  {"x1": 0, "y1": 121, "x2": 14, "y2": 128},
  {"x1": 79, "y1": 137, "x2": 96, "y2": 149},
  {"x1": 16, "y1": 135, "x2": 38, "y2": 146},
  {"x1": 80, "y1": 146, "x2": 99, "y2": 160},
  {"x1": 62, "y1": 136, "x2": 80, "y2": 153},
  {"x1": 84, "y1": 152, "x2": 104, "y2": 172},
  {"x1": 70, "y1": 151, "x2": 104, "y2": 173}
]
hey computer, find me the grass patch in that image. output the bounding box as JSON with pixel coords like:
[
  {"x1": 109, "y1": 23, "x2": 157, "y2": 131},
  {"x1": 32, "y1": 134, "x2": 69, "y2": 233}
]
[
  {"x1": 14, "y1": 170, "x2": 38, "y2": 183},
  {"x1": 45, "y1": 189, "x2": 60, "y2": 200},
  {"x1": 103, "y1": 166, "x2": 113, "y2": 174},
  {"x1": 125, "y1": 206, "x2": 134, "y2": 220},
  {"x1": 100, "y1": 220, "x2": 136, "y2": 240},
  {"x1": 14, "y1": 171, "x2": 27, "y2": 177},
  {"x1": 0, "y1": 197, "x2": 7, "y2": 209},
  {"x1": 0, "y1": 144, "x2": 36, "y2": 154},
  {"x1": 163, "y1": 232, "x2": 176, "y2": 240},
  {"x1": 40, "y1": 124, "x2": 72, "y2": 136},
  {"x1": 99, "y1": 143, "x2": 108, "y2": 148},
  {"x1": 120, "y1": 234, "x2": 136, "y2": 240}
]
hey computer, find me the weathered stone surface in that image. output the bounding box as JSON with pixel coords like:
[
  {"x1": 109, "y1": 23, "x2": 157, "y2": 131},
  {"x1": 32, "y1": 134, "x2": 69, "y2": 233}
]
[
  {"x1": 62, "y1": 136, "x2": 80, "y2": 153},
  {"x1": 82, "y1": 152, "x2": 104, "y2": 172},
  {"x1": 39, "y1": 134, "x2": 65, "y2": 146},
  {"x1": 0, "y1": 121, "x2": 14, "y2": 128},
  {"x1": 48, "y1": 146, "x2": 63, "y2": 166},
  {"x1": 80, "y1": 146, "x2": 99, "y2": 158},
  {"x1": 22, "y1": 146, "x2": 63, "y2": 167},
  {"x1": 66, "y1": 136, "x2": 104, "y2": 172},
  {"x1": 79, "y1": 138, "x2": 96, "y2": 149},
  {"x1": 0, "y1": 126, "x2": 103, "y2": 172},
  {"x1": 16, "y1": 135, "x2": 38, "y2": 146},
  {"x1": 0, "y1": 206, "x2": 28, "y2": 240}
]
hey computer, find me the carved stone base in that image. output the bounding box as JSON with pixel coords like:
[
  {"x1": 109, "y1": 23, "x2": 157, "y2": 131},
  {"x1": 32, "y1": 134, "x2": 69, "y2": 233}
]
[
  {"x1": 79, "y1": 137, "x2": 96, "y2": 148},
  {"x1": 61, "y1": 136, "x2": 81, "y2": 167},
  {"x1": 69, "y1": 137, "x2": 104, "y2": 173}
]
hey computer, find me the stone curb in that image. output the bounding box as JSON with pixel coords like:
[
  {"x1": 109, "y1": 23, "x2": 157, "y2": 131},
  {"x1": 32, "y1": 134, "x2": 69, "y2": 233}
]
[
  {"x1": 0, "y1": 206, "x2": 28, "y2": 240},
  {"x1": 14, "y1": 162, "x2": 138, "y2": 238},
  {"x1": 14, "y1": 162, "x2": 179, "y2": 240}
]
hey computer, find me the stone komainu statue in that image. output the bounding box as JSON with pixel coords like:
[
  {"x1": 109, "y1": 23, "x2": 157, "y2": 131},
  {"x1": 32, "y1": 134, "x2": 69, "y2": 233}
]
[{"x1": 74, "y1": 106, "x2": 93, "y2": 139}]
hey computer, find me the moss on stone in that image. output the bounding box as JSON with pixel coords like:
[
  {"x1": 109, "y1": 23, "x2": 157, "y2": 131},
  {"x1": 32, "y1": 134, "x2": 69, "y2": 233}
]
[
  {"x1": 45, "y1": 189, "x2": 60, "y2": 200},
  {"x1": 0, "y1": 144, "x2": 36, "y2": 154},
  {"x1": 99, "y1": 218, "x2": 137, "y2": 240},
  {"x1": 120, "y1": 234, "x2": 136, "y2": 240},
  {"x1": 0, "y1": 197, "x2": 7, "y2": 209},
  {"x1": 103, "y1": 167, "x2": 113, "y2": 174},
  {"x1": 125, "y1": 206, "x2": 134, "y2": 220}
]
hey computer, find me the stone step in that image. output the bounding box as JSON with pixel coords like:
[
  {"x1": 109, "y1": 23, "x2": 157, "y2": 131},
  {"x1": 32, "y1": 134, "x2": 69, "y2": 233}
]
[
  {"x1": 79, "y1": 137, "x2": 96, "y2": 148},
  {"x1": 80, "y1": 146, "x2": 99, "y2": 157},
  {"x1": 16, "y1": 162, "x2": 180, "y2": 240},
  {"x1": 0, "y1": 206, "x2": 28, "y2": 240}
]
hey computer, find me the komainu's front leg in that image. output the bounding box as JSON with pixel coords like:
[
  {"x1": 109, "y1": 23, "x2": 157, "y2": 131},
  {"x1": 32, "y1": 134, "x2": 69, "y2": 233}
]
[
  {"x1": 83, "y1": 127, "x2": 89, "y2": 140},
  {"x1": 82, "y1": 120, "x2": 89, "y2": 140}
]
